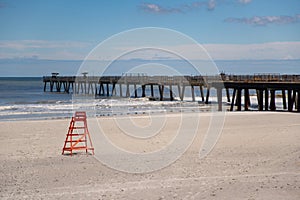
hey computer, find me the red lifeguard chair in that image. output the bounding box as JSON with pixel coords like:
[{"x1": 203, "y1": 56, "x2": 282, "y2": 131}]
[{"x1": 62, "y1": 112, "x2": 94, "y2": 155}]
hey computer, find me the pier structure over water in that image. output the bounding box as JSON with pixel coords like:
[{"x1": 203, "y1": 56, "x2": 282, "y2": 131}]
[
  {"x1": 43, "y1": 73, "x2": 300, "y2": 112},
  {"x1": 43, "y1": 73, "x2": 208, "y2": 102}
]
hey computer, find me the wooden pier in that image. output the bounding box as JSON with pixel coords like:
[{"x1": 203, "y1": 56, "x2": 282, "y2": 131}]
[
  {"x1": 43, "y1": 73, "x2": 208, "y2": 101},
  {"x1": 43, "y1": 73, "x2": 300, "y2": 112}
]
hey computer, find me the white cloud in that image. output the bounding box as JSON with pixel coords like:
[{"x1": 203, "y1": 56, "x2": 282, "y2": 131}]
[
  {"x1": 140, "y1": 0, "x2": 255, "y2": 14},
  {"x1": 207, "y1": 0, "x2": 216, "y2": 11},
  {"x1": 283, "y1": 55, "x2": 294, "y2": 60},
  {"x1": 225, "y1": 14, "x2": 300, "y2": 26},
  {"x1": 140, "y1": 0, "x2": 257, "y2": 14},
  {"x1": 0, "y1": 40, "x2": 92, "y2": 60},
  {"x1": 0, "y1": 40, "x2": 90, "y2": 50},
  {"x1": 238, "y1": 0, "x2": 252, "y2": 4},
  {"x1": 140, "y1": 3, "x2": 181, "y2": 14},
  {"x1": 146, "y1": 4, "x2": 161, "y2": 12},
  {"x1": 90, "y1": 41, "x2": 300, "y2": 61},
  {"x1": 203, "y1": 42, "x2": 300, "y2": 60},
  {"x1": 1, "y1": 40, "x2": 300, "y2": 61},
  {"x1": 140, "y1": 1, "x2": 218, "y2": 14}
]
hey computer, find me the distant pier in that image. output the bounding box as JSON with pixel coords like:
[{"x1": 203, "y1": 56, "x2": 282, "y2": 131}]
[{"x1": 43, "y1": 73, "x2": 300, "y2": 112}]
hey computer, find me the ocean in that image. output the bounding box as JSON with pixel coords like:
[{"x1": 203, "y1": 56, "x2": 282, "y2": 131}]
[
  {"x1": 0, "y1": 77, "x2": 215, "y2": 121},
  {"x1": 0, "y1": 77, "x2": 73, "y2": 120},
  {"x1": 1, "y1": 58, "x2": 299, "y2": 121},
  {"x1": 1, "y1": 76, "x2": 294, "y2": 121}
]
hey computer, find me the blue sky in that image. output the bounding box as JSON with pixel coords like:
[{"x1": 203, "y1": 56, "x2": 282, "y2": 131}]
[{"x1": 0, "y1": 0, "x2": 299, "y2": 76}]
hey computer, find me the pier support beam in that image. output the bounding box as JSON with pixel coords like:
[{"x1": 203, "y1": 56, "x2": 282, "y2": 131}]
[
  {"x1": 142, "y1": 85, "x2": 146, "y2": 97},
  {"x1": 71, "y1": 82, "x2": 74, "y2": 93},
  {"x1": 84, "y1": 82, "x2": 87, "y2": 94},
  {"x1": 111, "y1": 82, "x2": 117, "y2": 96},
  {"x1": 99, "y1": 83, "x2": 104, "y2": 95},
  {"x1": 119, "y1": 84, "x2": 123, "y2": 97},
  {"x1": 270, "y1": 90, "x2": 276, "y2": 111},
  {"x1": 282, "y1": 90, "x2": 287, "y2": 109},
  {"x1": 50, "y1": 82, "x2": 54, "y2": 92},
  {"x1": 297, "y1": 91, "x2": 300, "y2": 112},
  {"x1": 56, "y1": 82, "x2": 61, "y2": 92},
  {"x1": 159, "y1": 85, "x2": 164, "y2": 101},
  {"x1": 74, "y1": 82, "x2": 77, "y2": 94},
  {"x1": 126, "y1": 84, "x2": 130, "y2": 97},
  {"x1": 177, "y1": 85, "x2": 181, "y2": 100},
  {"x1": 205, "y1": 87, "x2": 210, "y2": 104},
  {"x1": 134, "y1": 84, "x2": 137, "y2": 98},
  {"x1": 244, "y1": 89, "x2": 250, "y2": 111},
  {"x1": 94, "y1": 83, "x2": 98, "y2": 95},
  {"x1": 169, "y1": 85, "x2": 174, "y2": 101},
  {"x1": 88, "y1": 83, "x2": 94, "y2": 94},
  {"x1": 230, "y1": 89, "x2": 236, "y2": 111},
  {"x1": 191, "y1": 86, "x2": 195, "y2": 102},
  {"x1": 200, "y1": 85, "x2": 205, "y2": 102},
  {"x1": 226, "y1": 88, "x2": 230, "y2": 103},
  {"x1": 257, "y1": 89, "x2": 264, "y2": 111},
  {"x1": 288, "y1": 90, "x2": 293, "y2": 111},
  {"x1": 66, "y1": 82, "x2": 69, "y2": 93},
  {"x1": 80, "y1": 82, "x2": 84, "y2": 93},
  {"x1": 44, "y1": 82, "x2": 47, "y2": 92},
  {"x1": 292, "y1": 90, "x2": 297, "y2": 109},
  {"x1": 217, "y1": 87, "x2": 222, "y2": 111},
  {"x1": 151, "y1": 85, "x2": 154, "y2": 97},
  {"x1": 180, "y1": 86, "x2": 185, "y2": 101},
  {"x1": 111, "y1": 83, "x2": 116, "y2": 96},
  {"x1": 265, "y1": 90, "x2": 269, "y2": 111},
  {"x1": 236, "y1": 89, "x2": 242, "y2": 111},
  {"x1": 106, "y1": 83, "x2": 109, "y2": 96}
]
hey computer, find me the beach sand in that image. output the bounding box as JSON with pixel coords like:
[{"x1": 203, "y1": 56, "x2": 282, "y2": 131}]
[{"x1": 0, "y1": 112, "x2": 300, "y2": 199}]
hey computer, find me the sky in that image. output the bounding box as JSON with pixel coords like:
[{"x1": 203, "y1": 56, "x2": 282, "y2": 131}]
[{"x1": 0, "y1": 0, "x2": 299, "y2": 76}]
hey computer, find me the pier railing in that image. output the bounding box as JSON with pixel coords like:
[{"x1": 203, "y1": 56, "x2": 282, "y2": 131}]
[
  {"x1": 221, "y1": 74, "x2": 300, "y2": 82},
  {"x1": 43, "y1": 74, "x2": 300, "y2": 86}
]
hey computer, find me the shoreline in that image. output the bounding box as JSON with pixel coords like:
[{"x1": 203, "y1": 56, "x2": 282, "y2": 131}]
[{"x1": 0, "y1": 97, "x2": 295, "y2": 122}]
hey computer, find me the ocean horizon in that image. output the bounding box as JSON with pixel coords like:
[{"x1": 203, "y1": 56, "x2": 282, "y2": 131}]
[{"x1": 0, "y1": 58, "x2": 300, "y2": 77}]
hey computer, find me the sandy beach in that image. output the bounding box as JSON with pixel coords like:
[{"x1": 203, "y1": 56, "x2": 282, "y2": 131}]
[{"x1": 1, "y1": 112, "x2": 300, "y2": 199}]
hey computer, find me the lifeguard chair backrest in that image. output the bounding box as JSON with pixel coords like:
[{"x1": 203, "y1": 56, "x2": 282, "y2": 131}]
[{"x1": 74, "y1": 111, "x2": 87, "y2": 121}]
